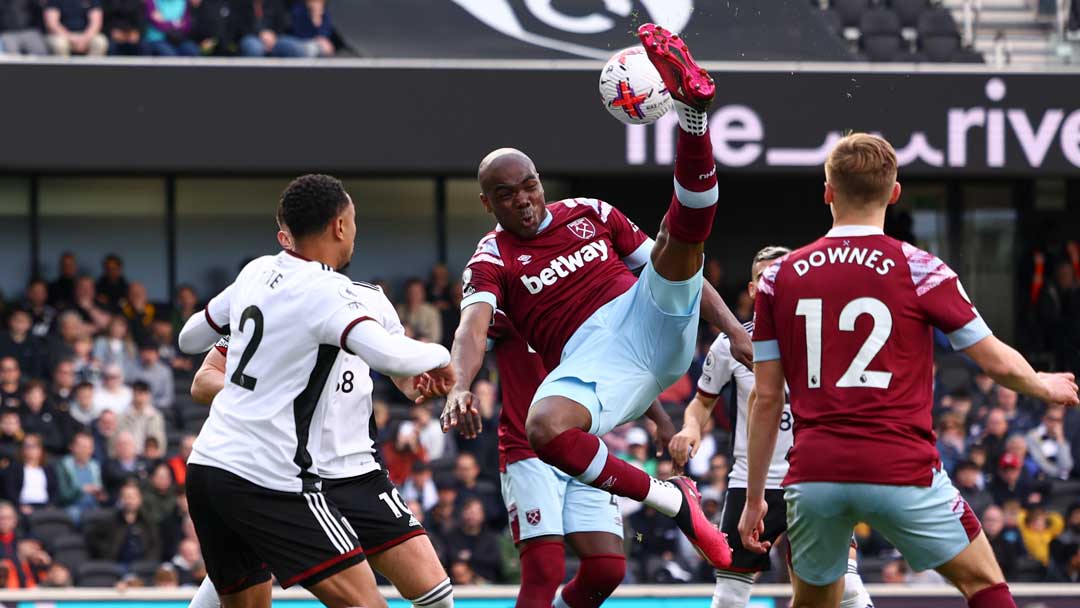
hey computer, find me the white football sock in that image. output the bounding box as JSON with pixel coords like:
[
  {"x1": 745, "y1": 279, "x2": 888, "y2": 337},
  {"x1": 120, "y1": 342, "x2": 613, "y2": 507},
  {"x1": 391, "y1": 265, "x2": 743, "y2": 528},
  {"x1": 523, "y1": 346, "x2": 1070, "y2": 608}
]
[
  {"x1": 188, "y1": 577, "x2": 220, "y2": 608},
  {"x1": 840, "y1": 560, "x2": 874, "y2": 608},
  {"x1": 712, "y1": 571, "x2": 754, "y2": 608},
  {"x1": 411, "y1": 577, "x2": 453, "y2": 608},
  {"x1": 674, "y1": 100, "x2": 708, "y2": 136},
  {"x1": 644, "y1": 477, "x2": 683, "y2": 517}
]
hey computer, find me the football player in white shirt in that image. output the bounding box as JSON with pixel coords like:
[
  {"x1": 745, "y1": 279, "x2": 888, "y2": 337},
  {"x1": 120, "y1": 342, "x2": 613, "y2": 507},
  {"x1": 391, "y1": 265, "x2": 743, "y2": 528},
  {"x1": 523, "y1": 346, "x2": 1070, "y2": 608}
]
[
  {"x1": 670, "y1": 246, "x2": 874, "y2": 608},
  {"x1": 185, "y1": 229, "x2": 453, "y2": 608},
  {"x1": 178, "y1": 175, "x2": 454, "y2": 608}
]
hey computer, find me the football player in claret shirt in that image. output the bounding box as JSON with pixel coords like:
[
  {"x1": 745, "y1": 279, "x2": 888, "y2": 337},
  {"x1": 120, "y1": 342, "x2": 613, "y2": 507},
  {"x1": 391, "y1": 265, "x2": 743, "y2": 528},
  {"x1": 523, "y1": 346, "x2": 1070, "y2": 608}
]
[
  {"x1": 739, "y1": 134, "x2": 1079, "y2": 608},
  {"x1": 427, "y1": 24, "x2": 747, "y2": 571}
]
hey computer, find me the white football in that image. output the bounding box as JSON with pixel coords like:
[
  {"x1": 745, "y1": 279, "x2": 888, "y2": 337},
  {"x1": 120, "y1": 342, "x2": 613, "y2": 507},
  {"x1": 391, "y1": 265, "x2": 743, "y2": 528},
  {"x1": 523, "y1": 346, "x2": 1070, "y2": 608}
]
[{"x1": 599, "y1": 46, "x2": 672, "y2": 126}]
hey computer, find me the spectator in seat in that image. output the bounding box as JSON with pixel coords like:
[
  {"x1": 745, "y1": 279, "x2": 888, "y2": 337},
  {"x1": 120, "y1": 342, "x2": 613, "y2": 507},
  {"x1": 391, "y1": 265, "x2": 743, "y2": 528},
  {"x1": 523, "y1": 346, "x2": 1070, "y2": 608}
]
[
  {"x1": 997, "y1": 386, "x2": 1036, "y2": 434},
  {"x1": 0, "y1": 413, "x2": 24, "y2": 466},
  {"x1": 102, "y1": 431, "x2": 148, "y2": 498},
  {"x1": 449, "y1": 560, "x2": 480, "y2": 586},
  {"x1": 170, "y1": 537, "x2": 201, "y2": 585},
  {"x1": 990, "y1": 452, "x2": 1040, "y2": 505},
  {"x1": 398, "y1": 404, "x2": 446, "y2": 462},
  {"x1": 700, "y1": 453, "x2": 729, "y2": 503},
  {"x1": 87, "y1": 482, "x2": 161, "y2": 567},
  {"x1": 92, "y1": 364, "x2": 132, "y2": 415},
  {"x1": 48, "y1": 360, "x2": 77, "y2": 410},
  {"x1": 93, "y1": 317, "x2": 136, "y2": 376},
  {"x1": 1052, "y1": 502, "x2": 1080, "y2": 554},
  {"x1": 937, "y1": 412, "x2": 968, "y2": 475},
  {"x1": 0, "y1": 502, "x2": 40, "y2": 588},
  {"x1": 280, "y1": 0, "x2": 334, "y2": 57},
  {"x1": 167, "y1": 434, "x2": 194, "y2": 487},
  {"x1": 452, "y1": 453, "x2": 501, "y2": 529},
  {"x1": 56, "y1": 431, "x2": 105, "y2": 523},
  {"x1": 978, "y1": 407, "x2": 1010, "y2": 475},
  {"x1": 153, "y1": 563, "x2": 179, "y2": 587},
  {"x1": 425, "y1": 485, "x2": 457, "y2": 540},
  {"x1": 91, "y1": 409, "x2": 117, "y2": 464},
  {"x1": 70, "y1": 276, "x2": 110, "y2": 334},
  {"x1": 68, "y1": 382, "x2": 97, "y2": 427},
  {"x1": 21, "y1": 280, "x2": 55, "y2": 340},
  {"x1": 1005, "y1": 433, "x2": 1040, "y2": 480},
  {"x1": 169, "y1": 285, "x2": 199, "y2": 338},
  {"x1": 444, "y1": 498, "x2": 502, "y2": 583},
  {"x1": 120, "y1": 282, "x2": 155, "y2": 344},
  {"x1": 0, "y1": 310, "x2": 46, "y2": 380},
  {"x1": 401, "y1": 461, "x2": 438, "y2": 513},
  {"x1": 231, "y1": 0, "x2": 298, "y2": 57},
  {"x1": 1048, "y1": 542, "x2": 1080, "y2": 583},
  {"x1": 397, "y1": 278, "x2": 442, "y2": 344},
  {"x1": 95, "y1": 254, "x2": 128, "y2": 311},
  {"x1": 1019, "y1": 499, "x2": 1065, "y2": 567},
  {"x1": 47, "y1": 252, "x2": 78, "y2": 309},
  {"x1": 982, "y1": 504, "x2": 1026, "y2": 581},
  {"x1": 0, "y1": 0, "x2": 49, "y2": 56},
  {"x1": 622, "y1": 426, "x2": 657, "y2": 476},
  {"x1": 2, "y1": 434, "x2": 58, "y2": 515},
  {"x1": 187, "y1": 0, "x2": 227, "y2": 54},
  {"x1": 1027, "y1": 404, "x2": 1074, "y2": 480},
  {"x1": 954, "y1": 459, "x2": 993, "y2": 517},
  {"x1": 19, "y1": 381, "x2": 67, "y2": 456},
  {"x1": 0, "y1": 358, "x2": 23, "y2": 411},
  {"x1": 140, "y1": 461, "x2": 176, "y2": 527},
  {"x1": 427, "y1": 263, "x2": 452, "y2": 310},
  {"x1": 40, "y1": 562, "x2": 71, "y2": 588},
  {"x1": 142, "y1": 436, "x2": 164, "y2": 467},
  {"x1": 151, "y1": 319, "x2": 189, "y2": 373},
  {"x1": 130, "y1": 342, "x2": 173, "y2": 412},
  {"x1": 43, "y1": 0, "x2": 108, "y2": 56},
  {"x1": 69, "y1": 336, "x2": 98, "y2": 385},
  {"x1": 117, "y1": 382, "x2": 165, "y2": 457},
  {"x1": 44, "y1": 312, "x2": 84, "y2": 375}
]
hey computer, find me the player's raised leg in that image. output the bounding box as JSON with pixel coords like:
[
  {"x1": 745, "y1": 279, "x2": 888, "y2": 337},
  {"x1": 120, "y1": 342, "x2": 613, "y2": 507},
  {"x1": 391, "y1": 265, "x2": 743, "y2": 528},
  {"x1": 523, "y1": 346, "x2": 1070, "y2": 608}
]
[{"x1": 638, "y1": 23, "x2": 717, "y2": 284}]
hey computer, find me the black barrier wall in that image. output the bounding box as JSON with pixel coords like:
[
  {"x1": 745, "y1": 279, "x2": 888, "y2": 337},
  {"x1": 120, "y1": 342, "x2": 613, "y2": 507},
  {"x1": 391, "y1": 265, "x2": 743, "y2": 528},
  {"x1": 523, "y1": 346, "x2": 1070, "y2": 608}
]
[{"x1": 0, "y1": 63, "x2": 1078, "y2": 176}]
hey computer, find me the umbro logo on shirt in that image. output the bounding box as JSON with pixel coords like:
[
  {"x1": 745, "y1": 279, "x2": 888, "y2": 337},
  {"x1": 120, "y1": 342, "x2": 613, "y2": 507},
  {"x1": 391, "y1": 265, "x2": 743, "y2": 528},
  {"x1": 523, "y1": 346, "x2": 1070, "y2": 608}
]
[{"x1": 517, "y1": 255, "x2": 533, "y2": 265}]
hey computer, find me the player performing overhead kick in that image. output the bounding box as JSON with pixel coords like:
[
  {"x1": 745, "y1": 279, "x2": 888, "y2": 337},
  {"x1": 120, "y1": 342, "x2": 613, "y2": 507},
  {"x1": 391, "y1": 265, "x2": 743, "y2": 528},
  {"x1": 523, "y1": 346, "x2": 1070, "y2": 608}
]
[
  {"x1": 177, "y1": 175, "x2": 454, "y2": 608},
  {"x1": 740, "y1": 134, "x2": 1079, "y2": 608},
  {"x1": 429, "y1": 24, "x2": 742, "y2": 569},
  {"x1": 671, "y1": 245, "x2": 874, "y2": 608}
]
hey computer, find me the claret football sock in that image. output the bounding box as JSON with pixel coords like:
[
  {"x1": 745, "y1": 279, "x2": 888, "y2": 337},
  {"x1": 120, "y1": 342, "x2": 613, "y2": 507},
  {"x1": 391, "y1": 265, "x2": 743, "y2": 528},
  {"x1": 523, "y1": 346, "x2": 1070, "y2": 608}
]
[
  {"x1": 534, "y1": 428, "x2": 682, "y2": 516},
  {"x1": 967, "y1": 583, "x2": 1016, "y2": 608},
  {"x1": 555, "y1": 553, "x2": 626, "y2": 608},
  {"x1": 517, "y1": 541, "x2": 564, "y2": 607},
  {"x1": 664, "y1": 123, "x2": 718, "y2": 244}
]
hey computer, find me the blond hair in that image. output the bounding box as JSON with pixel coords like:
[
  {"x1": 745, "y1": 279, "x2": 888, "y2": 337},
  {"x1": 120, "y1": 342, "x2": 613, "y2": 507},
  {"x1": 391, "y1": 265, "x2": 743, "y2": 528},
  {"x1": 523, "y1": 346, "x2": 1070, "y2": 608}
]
[{"x1": 825, "y1": 133, "x2": 897, "y2": 205}]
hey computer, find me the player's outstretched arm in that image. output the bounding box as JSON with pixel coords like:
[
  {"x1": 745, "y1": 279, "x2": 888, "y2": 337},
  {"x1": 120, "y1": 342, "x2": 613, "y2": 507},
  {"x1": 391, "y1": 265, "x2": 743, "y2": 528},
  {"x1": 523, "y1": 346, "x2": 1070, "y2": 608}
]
[
  {"x1": 963, "y1": 336, "x2": 1079, "y2": 406},
  {"x1": 644, "y1": 400, "x2": 676, "y2": 458},
  {"x1": 439, "y1": 302, "x2": 494, "y2": 438},
  {"x1": 178, "y1": 311, "x2": 223, "y2": 354},
  {"x1": 191, "y1": 347, "x2": 227, "y2": 405},
  {"x1": 740, "y1": 362, "x2": 785, "y2": 554},
  {"x1": 344, "y1": 320, "x2": 451, "y2": 378},
  {"x1": 670, "y1": 392, "x2": 718, "y2": 473},
  {"x1": 700, "y1": 283, "x2": 752, "y2": 368}
]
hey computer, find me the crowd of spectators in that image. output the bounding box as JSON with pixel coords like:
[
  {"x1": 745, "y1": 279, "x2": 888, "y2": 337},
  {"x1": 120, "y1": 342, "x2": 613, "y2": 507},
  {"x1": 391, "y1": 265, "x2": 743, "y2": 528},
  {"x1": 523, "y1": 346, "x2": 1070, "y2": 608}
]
[
  {"x1": 0, "y1": 248, "x2": 1076, "y2": 589},
  {"x1": 0, "y1": 0, "x2": 340, "y2": 58}
]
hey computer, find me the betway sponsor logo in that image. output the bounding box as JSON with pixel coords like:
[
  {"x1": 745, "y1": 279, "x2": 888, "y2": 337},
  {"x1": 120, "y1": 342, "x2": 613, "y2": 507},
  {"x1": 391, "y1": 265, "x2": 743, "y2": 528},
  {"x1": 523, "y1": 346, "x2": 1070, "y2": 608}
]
[
  {"x1": 520, "y1": 240, "x2": 609, "y2": 294},
  {"x1": 625, "y1": 78, "x2": 1080, "y2": 170}
]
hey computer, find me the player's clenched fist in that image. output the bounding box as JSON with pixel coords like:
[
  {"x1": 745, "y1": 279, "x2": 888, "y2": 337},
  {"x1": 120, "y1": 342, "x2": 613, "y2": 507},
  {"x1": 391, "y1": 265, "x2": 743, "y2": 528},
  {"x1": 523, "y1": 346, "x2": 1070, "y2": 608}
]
[
  {"x1": 441, "y1": 390, "x2": 483, "y2": 439},
  {"x1": 1040, "y1": 372, "x2": 1080, "y2": 406},
  {"x1": 738, "y1": 496, "x2": 772, "y2": 555}
]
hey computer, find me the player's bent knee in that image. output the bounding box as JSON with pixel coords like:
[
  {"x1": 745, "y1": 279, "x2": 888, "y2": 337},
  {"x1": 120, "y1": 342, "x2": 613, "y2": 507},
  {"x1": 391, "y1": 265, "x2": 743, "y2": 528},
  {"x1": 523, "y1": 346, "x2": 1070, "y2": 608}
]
[{"x1": 408, "y1": 577, "x2": 453, "y2": 608}]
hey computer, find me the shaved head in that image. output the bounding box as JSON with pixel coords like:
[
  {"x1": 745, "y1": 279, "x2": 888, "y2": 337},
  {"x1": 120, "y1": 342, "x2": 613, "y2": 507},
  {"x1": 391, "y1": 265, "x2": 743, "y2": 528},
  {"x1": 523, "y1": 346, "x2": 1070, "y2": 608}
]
[
  {"x1": 478, "y1": 148, "x2": 536, "y2": 185},
  {"x1": 476, "y1": 147, "x2": 547, "y2": 238}
]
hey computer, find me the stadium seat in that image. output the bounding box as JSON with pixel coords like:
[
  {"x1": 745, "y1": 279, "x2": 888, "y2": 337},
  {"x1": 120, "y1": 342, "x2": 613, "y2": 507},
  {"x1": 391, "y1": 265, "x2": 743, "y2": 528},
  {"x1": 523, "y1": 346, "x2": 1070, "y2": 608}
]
[
  {"x1": 834, "y1": 0, "x2": 871, "y2": 28},
  {"x1": 891, "y1": 0, "x2": 929, "y2": 28},
  {"x1": 51, "y1": 533, "x2": 89, "y2": 568},
  {"x1": 181, "y1": 403, "x2": 210, "y2": 431},
  {"x1": 917, "y1": 5, "x2": 962, "y2": 61},
  {"x1": 76, "y1": 561, "x2": 123, "y2": 587},
  {"x1": 27, "y1": 508, "x2": 76, "y2": 545},
  {"x1": 80, "y1": 508, "x2": 117, "y2": 535},
  {"x1": 861, "y1": 8, "x2": 904, "y2": 61}
]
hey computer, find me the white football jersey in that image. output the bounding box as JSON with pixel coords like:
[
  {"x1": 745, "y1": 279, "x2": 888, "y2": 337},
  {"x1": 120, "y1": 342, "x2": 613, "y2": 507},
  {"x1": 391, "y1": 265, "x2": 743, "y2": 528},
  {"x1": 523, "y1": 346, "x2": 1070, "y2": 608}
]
[
  {"x1": 318, "y1": 281, "x2": 402, "y2": 479},
  {"x1": 189, "y1": 251, "x2": 381, "y2": 493},
  {"x1": 698, "y1": 322, "x2": 792, "y2": 489}
]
